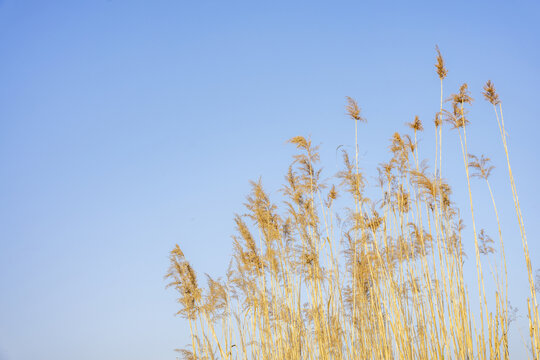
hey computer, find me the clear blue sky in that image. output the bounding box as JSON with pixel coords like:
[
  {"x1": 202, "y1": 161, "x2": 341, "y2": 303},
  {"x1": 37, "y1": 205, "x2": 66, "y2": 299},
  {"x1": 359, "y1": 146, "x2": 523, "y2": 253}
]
[{"x1": 1, "y1": 1, "x2": 539, "y2": 359}]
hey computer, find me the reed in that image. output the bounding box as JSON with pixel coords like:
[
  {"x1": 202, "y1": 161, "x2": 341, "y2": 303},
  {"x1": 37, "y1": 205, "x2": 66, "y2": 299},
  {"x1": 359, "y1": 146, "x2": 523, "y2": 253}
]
[{"x1": 166, "y1": 49, "x2": 539, "y2": 360}]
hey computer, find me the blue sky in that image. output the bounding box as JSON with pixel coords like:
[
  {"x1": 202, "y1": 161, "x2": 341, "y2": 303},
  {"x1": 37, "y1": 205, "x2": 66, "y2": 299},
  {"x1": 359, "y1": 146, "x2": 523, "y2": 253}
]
[{"x1": 1, "y1": 1, "x2": 539, "y2": 359}]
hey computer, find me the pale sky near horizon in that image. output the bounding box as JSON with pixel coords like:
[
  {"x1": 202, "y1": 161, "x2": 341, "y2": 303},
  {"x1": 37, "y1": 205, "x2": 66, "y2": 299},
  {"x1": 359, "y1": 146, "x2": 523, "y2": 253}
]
[{"x1": 1, "y1": 1, "x2": 540, "y2": 359}]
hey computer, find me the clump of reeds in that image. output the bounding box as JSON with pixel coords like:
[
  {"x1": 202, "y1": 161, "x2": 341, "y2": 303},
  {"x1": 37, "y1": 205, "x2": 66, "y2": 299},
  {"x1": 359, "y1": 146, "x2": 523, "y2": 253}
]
[{"x1": 166, "y1": 48, "x2": 539, "y2": 360}]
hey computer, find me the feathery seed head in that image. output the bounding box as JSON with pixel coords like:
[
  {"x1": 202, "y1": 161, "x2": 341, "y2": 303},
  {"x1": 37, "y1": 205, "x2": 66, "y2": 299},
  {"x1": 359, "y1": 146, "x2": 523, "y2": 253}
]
[
  {"x1": 448, "y1": 83, "x2": 473, "y2": 106},
  {"x1": 328, "y1": 184, "x2": 337, "y2": 200},
  {"x1": 478, "y1": 229, "x2": 495, "y2": 255},
  {"x1": 468, "y1": 154, "x2": 494, "y2": 180},
  {"x1": 435, "y1": 45, "x2": 448, "y2": 80},
  {"x1": 288, "y1": 136, "x2": 309, "y2": 150},
  {"x1": 442, "y1": 102, "x2": 470, "y2": 129},
  {"x1": 346, "y1": 96, "x2": 366, "y2": 122},
  {"x1": 325, "y1": 184, "x2": 338, "y2": 208},
  {"x1": 407, "y1": 115, "x2": 424, "y2": 132},
  {"x1": 166, "y1": 247, "x2": 202, "y2": 320},
  {"x1": 434, "y1": 112, "x2": 442, "y2": 128},
  {"x1": 171, "y1": 244, "x2": 184, "y2": 258},
  {"x1": 482, "y1": 80, "x2": 501, "y2": 105}
]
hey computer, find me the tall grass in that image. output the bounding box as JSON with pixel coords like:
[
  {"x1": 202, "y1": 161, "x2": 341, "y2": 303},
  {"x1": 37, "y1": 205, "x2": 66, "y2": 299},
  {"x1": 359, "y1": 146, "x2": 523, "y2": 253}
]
[{"x1": 166, "y1": 49, "x2": 539, "y2": 360}]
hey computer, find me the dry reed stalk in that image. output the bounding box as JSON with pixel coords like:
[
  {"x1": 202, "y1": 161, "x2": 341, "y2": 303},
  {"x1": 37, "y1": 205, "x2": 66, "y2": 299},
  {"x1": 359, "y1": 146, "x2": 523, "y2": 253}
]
[
  {"x1": 165, "y1": 51, "x2": 536, "y2": 360},
  {"x1": 483, "y1": 80, "x2": 540, "y2": 359}
]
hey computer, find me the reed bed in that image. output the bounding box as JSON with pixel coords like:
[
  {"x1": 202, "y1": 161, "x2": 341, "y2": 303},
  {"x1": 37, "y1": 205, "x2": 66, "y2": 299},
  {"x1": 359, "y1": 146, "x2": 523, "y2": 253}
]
[{"x1": 166, "y1": 49, "x2": 539, "y2": 360}]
